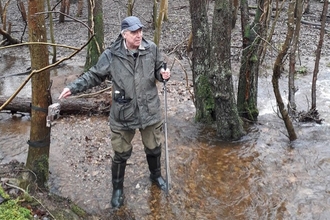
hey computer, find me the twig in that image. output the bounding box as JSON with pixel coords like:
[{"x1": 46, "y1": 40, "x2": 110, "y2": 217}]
[
  {"x1": 73, "y1": 86, "x2": 112, "y2": 98},
  {"x1": 36, "y1": 11, "x2": 92, "y2": 33},
  {"x1": 4, "y1": 182, "x2": 56, "y2": 220},
  {"x1": 0, "y1": 41, "x2": 81, "y2": 51},
  {"x1": 173, "y1": 57, "x2": 194, "y2": 102},
  {"x1": 167, "y1": 37, "x2": 188, "y2": 56}
]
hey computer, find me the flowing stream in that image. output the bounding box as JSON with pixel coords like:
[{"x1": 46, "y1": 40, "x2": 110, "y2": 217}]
[{"x1": 1, "y1": 55, "x2": 330, "y2": 219}]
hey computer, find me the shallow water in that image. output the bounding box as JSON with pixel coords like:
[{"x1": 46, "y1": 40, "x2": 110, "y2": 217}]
[
  {"x1": 1, "y1": 55, "x2": 330, "y2": 219},
  {"x1": 2, "y1": 112, "x2": 330, "y2": 219}
]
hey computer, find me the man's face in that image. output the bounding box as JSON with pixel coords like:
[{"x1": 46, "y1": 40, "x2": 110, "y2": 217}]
[{"x1": 123, "y1": 28, "x2": 143, "y2": 50}]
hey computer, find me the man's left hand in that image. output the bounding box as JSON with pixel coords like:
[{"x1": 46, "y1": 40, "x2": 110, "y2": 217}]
[{"x1": 161, "y1": 68, "x2": 171, "y2": 80}]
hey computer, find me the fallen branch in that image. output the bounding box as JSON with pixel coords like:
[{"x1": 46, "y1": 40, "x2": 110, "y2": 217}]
[
  {"x1": 173, "y1": 57, "x2": 194, "y2": 103},
  {"x1": 0, "y1": 69, "x2": 31, "y2": 79},
  {"x1": 0, "y1": 27, "x2": 20, "y2": 45},
  {"x1": 0, "y1": 95, "x2": 111, "y2": 115},
  {"x1": 301, "y1": 19, "x2": 330, "y2": 32}
]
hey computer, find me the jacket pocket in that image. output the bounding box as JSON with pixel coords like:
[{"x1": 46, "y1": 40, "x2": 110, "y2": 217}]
[
  {"x1": 146, "y1": 92, "x2": 160, "y2": 115},
  {"x1": 113, "y1": 101, "x2": 136, "y2": 122}
]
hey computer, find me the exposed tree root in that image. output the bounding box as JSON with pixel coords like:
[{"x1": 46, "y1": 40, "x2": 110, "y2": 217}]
[{"x1": 298, "y1": 108, "x2": 323, "y2": 124}]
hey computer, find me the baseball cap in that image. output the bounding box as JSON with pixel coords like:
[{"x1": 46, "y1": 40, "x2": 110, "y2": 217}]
[{"x1": 121, "y1": 16, "x2": 144, "y2": 31}]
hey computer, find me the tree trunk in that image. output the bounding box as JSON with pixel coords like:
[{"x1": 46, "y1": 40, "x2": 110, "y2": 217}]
[
  {"x1": 47, "y1": 0, "x2": 57, "y2": 64},
  {"x1": 189, "y1": 0, "x2": 214, "y2": 123},
  {"x1": 26, "y1": 0, "x2": 51, "y2": 189},
  {"x1": 237, "y1": 0, "x2": 269, "y2": 121},
  {"x1": 272, "y1": 1, "x2": 297, "y2": 141},
  {"x1": 288, "y1": 0, "x2": 303, "y2": 115},
  {"x1": 211, "y1": 0, "x2": 245, "y2": 140},
  {"x1": 232, "y1": 0, "x2": 239, "y2": 28},
  {"x1": 127, "y1": 0, "x2": 133, "y2": 16},
  {"x1": 153, "y1": 0, "x2": 167, "y2": 45},
  {"x1": 84, "y1": 0, "x2": 104, "y2": 70},
  {"x1": 311, "y1": 0, "x2": 328, "y2": 110},
  {"x1": 76, "y1": 0, "x2": 84, "y2": 17},
  {"x1": 1, "y1": 0, "x2": 6, "y2": 32},
  {"x1": 59, "y1": 0, "x2": 69, "y2": 23}
]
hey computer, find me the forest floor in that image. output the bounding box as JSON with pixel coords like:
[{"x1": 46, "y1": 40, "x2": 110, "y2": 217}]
[{"x1": 1, "y1": 0, "x2": 330, "y2": 219}]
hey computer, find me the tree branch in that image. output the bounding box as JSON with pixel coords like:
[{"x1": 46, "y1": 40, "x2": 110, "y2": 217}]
[
  {"x1": 0, "y1": 35, "x2": 95, "y2": 111},
  {"x1": 0, "y1": 27, "x2": 20, "y2": 45}
]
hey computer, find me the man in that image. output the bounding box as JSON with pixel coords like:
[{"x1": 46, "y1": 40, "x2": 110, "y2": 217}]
[{"x1": 58, "y1": 16, "x2": 170, "y2": 208}]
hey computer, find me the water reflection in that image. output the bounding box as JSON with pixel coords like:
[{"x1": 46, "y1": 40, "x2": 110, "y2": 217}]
[
  {"x1": 0, "y1": 113, "x2": 29, "y2": 163},
  {"x1": 0, "y1": 55, "x2": 31, "y2": 98},
  {"x1": 1, "y1": 54, "x2": 17, "y2": 71},
  {"x1": 2, "y1": 108, "x2": 330, "y2": 219}
]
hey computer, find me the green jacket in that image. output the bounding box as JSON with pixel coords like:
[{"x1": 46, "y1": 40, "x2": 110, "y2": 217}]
[{"x1": 67, "y1": 34, "x2": 165, "y2": 130}]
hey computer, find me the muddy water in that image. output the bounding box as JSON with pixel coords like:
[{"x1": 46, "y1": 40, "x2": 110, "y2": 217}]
[{"x1": 1, "y1": 55, "x2": 330, "y2": 219}]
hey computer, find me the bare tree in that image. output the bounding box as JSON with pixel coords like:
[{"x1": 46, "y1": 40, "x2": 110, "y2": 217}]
[
  {"x1": 59, "y1": 0, "x2": 70, "y2": 23},
  {"x1": 288, "y1": 0, "x2": 304, "y2": 115},
  {"x1": 237, "y1": 0, "x2": 271, "y2": 121},
  {"x1": 272, "y1": 1, "x2": 297, "y2": 141},
  {"x1": 188, "y1": 0, "x2": 244, "y2": 139},
  {"x1": 76, "y1": 0, "x2": 84, "y2": 17},
  {"x1": 311, "y1": 0, "x2": 328, "y2": 113},
  {"x1": 232, "y1": 0, "x2": 239, "y2": 28},
  {"x1": 47, "y1": 0, "x2": 57, "y2": 64},
  {"x1": 26, "y1": 0, "x2": 51, "y2": 189},
  {"x1": 84, "y1": 0, "x2": 104, "y2": 70},
  {"x1": 153, "y1": 0, "x2": 168, "y2": 46},
  {"x1": 189, "y1": 0, "x2": 214, "y2": 123},
  {"x1": 127, "y1": 0, "x2": 134, "y2": 16}
]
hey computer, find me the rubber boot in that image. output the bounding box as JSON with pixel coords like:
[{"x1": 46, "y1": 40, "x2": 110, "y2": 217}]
[
  {"x1": 111, "y1": 161, "x2": 126, "y2": 208},
  {"x1": 146, "y1": 153, "x2": 167, "y2": 191}
]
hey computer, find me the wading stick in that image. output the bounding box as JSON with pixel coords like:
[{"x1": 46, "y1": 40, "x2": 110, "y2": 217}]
[{"x1": 163, "y1": 62, "x2": 170, "y2": 194}]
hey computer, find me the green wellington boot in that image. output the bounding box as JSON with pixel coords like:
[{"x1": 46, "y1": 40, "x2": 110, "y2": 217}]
[
  {"x1": 146, "y1": 154, "x2": 167, "y2": 191},
  {"x1": 111, "y1": 161, "x2": 126, "y2": 208}
]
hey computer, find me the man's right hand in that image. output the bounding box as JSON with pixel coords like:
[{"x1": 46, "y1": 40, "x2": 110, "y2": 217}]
[{"x1": 58, "y1": 88, "x2": 72, "y2": 99}]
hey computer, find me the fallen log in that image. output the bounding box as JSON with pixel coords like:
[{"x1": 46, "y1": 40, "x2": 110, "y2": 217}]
[
  {"x1": 301, "y1": 19, "x2": 330, "y2": 32},
  {"x1": 0, "y1": 96, "x2": 111, "y2": 115}
]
